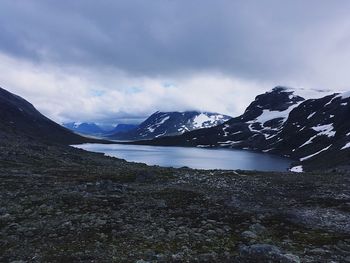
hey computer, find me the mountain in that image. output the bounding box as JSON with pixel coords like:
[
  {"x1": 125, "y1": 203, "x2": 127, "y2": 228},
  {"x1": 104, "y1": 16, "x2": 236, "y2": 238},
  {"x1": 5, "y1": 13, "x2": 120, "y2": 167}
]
[
  {"x1": 271, "y1": 91, "x2": 350, "y2": 171},
  {"x1": 135, "y1": 87, "x2": 304, "y2": 147},
  {"x1": 0, "y1": 87, "x2": 98, "y2": 144},
  {"x1": 133, "y1": 87, "x2": 350, "y2": 171},
  {"x1": 105, "y1": 124, "x2": 138, "y2": 135},
  {"x1": 108, "y1": 111, "x2": 232, "y2": 140},
  {"x1": 63, "y1": 122, "x2": 138, "y2": 137},
  {"x1": 63, "y1": 122, "x2": 105, "y2": 135}
]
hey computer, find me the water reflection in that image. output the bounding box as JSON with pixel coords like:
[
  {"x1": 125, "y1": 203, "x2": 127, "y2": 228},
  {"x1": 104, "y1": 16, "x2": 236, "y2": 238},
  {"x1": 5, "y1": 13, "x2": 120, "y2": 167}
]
[{"x1": 73, "y1": 143, "x2": 292, "y2": 172}]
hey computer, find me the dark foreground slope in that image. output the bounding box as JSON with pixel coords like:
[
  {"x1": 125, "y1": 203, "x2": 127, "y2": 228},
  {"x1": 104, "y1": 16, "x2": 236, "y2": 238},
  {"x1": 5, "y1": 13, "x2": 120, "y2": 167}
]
[
  {"x1": 0, "y1": 87, "x2": 101, "y2": 144},
  {"x1": 1, "y1": 135, "x2": 350, "y2": 262}
]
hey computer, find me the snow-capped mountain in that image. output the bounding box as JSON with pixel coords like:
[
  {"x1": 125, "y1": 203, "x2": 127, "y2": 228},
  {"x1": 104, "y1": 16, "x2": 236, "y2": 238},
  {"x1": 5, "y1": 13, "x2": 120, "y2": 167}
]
[
  {"x1": 108, "y1": 111, "x2": 232, "y2": 140},
  {"x1": 135, "y1": 87, "x2": 350, "y2": 171},
  {"x1": 138, "y1": 87, "x2": 304, "y2": 147}
]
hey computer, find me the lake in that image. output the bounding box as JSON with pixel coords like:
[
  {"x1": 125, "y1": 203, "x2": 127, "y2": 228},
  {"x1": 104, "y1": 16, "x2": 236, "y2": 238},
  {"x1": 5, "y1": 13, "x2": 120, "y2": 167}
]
[{"x1": 73, "y1": 143, "x2": 292, "y2": 172}]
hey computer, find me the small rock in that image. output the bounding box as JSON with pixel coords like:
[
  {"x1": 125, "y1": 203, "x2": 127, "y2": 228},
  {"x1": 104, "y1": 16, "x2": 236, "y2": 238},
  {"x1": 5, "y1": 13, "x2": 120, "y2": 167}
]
[
  {"x1": 172, "y1": 252, "x2": 184, "y2": 261},
  {"x1": 249, "y1": 223, "x2": 267, "y2": 234},
  {"x1": 168, "y1": 231, "x2": 176, "y2": 239},
  {"x1": 242, "y1": 230, "x2": 258, "y2": 240},
  {"x1": 158, "y1": 228, "x2": 166, "y2": 234},
  {"x1": 206, "y1": 230, "x2": 216, "y2": 236},
  {"x1": 309, "y1": 248, "x2": 327, "y2": 255},
  {"x1": 239, "y1": 244, "x2": 300, "y2": 263}
]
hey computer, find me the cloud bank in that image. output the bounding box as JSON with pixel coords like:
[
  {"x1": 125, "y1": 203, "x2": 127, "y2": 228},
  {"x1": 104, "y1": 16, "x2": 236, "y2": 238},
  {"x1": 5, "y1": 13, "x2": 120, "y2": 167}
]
[{"x1": 0, "y1": 0, "x2": 349, "y2": 123}]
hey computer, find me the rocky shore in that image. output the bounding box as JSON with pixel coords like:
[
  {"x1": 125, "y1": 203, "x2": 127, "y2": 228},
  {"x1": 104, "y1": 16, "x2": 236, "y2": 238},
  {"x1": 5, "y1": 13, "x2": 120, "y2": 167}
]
[{"x1": 0, "y1": 137, "x2": 350, "y2": 262}]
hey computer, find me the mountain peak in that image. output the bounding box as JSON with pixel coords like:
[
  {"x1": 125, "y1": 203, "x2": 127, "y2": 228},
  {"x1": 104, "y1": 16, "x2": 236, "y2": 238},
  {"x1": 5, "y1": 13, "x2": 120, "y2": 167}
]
[{"x1": 271, "y1": 86, "x2": 292, "y2": 92}]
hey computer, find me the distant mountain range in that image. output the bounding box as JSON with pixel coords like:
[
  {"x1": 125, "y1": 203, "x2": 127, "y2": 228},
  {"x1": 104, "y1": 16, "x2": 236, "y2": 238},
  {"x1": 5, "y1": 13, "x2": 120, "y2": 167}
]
[
  {"x1": 107, "y1": 124, "x2": 138, "y2": 134},
  {"x1": 62, "y1": 122, "x2": 137, "y2": 136},
  {"x1": 63, "y1": 111, "x2": 231, "y2": 140},
  {"x1": 134, "y1": 87, "x2": 350, "y2": 172},
  {"x1": 0, "y1": 87, "x2": 96, "y2": 144},
  {"x1": 107, "y1": 111, "x2": 232, "y2": 140},
  {"x1": 63, "y1": 122, "x2": 105, "y2": 135}
]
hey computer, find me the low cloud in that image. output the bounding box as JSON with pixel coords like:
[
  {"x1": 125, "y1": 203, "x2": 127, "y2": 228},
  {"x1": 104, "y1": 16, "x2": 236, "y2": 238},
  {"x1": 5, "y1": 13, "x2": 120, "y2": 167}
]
[{"x1": 0, "y1": 52, "x2": 272, "y2": 124}]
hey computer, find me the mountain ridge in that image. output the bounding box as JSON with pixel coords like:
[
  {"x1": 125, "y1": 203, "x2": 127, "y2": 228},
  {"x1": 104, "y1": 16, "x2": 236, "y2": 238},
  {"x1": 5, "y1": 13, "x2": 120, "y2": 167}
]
[
  {"x1": 131, "y1": 87, "x2": 350, "y2": 171},
  {"x1": 108, "y1": 111, "x2": 232, "y2": 140}
]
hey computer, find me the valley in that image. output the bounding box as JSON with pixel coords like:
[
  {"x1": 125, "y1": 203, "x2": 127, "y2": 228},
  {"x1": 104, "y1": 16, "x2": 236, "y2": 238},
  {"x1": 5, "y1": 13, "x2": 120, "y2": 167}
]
[
  {"x1": 2, "y1": 2, "x2": 350, "y2": 262},
  {"x1": 0, "y1": 86, "x2": 349, "y2": 262}
]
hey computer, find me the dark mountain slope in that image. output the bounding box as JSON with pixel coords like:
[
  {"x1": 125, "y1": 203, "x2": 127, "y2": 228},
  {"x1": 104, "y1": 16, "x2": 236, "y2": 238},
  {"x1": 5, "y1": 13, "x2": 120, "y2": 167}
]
[
  {"x1": 270, "y1": 92, "x2": 350, "y2": 170},
  {"x1": 0, "y1": 87, "x2": 99, "y2": 144}
]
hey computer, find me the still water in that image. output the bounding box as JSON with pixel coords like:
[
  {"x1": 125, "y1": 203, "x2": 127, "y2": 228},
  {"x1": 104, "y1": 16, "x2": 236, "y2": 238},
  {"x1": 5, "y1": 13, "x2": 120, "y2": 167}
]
[{"x1": 73, "y1": 143, "x2": 292, "y2": 172}]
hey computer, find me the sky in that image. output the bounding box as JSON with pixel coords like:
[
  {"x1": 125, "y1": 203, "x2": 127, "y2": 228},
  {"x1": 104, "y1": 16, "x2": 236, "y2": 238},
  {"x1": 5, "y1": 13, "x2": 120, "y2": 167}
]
[{"x1": 0, "y1": 0, "x2": 350, "y2": 125}]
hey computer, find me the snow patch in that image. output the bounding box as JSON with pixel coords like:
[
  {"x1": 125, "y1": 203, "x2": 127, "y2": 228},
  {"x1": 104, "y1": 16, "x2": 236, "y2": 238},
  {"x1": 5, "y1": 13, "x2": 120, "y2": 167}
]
[
  {"x1": 300, "y1": 145, "x2": 332, "y2": 161},
  {"x1": 341, "y1": 142, "x2": 350, "y2": 150},
  {"x1": 192, "y1": 113, "x2": 226, "y2": 128},
  {"x1": 299, "y1": 135, "x2": 317, "y2": 148},
  {"x1": 147, "y1": 116, "x2": 170, "y2": 133},
  {"x1": 218, "y1": 140, "x2": 242, "y2": 146},
  {"x1": 155, "y1": 131, "x2": 167, "y2": 138},
  {"x1": 255, "y1": 104, "x2": 299, "y2": 125},
  {"x1": 312, "y1": 124, "x2": 335, "y2": 137},
  {"x1": 290, "y1": 165, "x2": 303, "y2": 173},
  {"x1": 73, "y1": 122, "x2": 82, "y2": 128},
  {"x1": 222, "y1": 124, "x2": 230, "y2": 136},
  {"x1": 307, "y1": 112, "x2": 316, "y2": 119}
]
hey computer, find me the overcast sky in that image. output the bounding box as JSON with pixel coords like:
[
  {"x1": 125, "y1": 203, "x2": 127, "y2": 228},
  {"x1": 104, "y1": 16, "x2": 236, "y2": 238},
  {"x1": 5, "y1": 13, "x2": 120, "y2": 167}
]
[{"x1": 0, "y1": 0, "x2": 349, "y2": 125}]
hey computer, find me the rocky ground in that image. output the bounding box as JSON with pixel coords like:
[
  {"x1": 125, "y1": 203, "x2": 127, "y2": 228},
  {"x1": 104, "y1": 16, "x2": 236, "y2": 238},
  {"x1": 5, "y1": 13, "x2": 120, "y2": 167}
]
[{"x1": 0, "y1": 136, "x2": 350, "y2": 262}]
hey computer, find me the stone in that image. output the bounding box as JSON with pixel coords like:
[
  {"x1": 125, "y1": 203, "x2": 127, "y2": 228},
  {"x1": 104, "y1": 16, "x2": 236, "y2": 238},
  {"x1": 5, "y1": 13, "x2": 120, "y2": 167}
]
[
  {"x1": 239, "y1": 244, "x2": 300, "y2": 263},
  {"x1": 249, "y1": 223, "x2": 267, "y2": 234},
  {"x1": 309, "y1": 248, "x2": 327, "y2": 254},
  {"x1": 168, "y1": 231, "x2": 176, "y2": 239},
  {"x1": 242, "y1": 230, "x2": 258, "y2": 239},
  {"x1": 206, "y1": 230, "x2": 217, "y2": 236}
]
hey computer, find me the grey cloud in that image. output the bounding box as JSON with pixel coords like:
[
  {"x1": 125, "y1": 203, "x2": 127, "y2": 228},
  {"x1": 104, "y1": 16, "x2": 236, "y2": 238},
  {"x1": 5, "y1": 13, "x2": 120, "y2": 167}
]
[
  {"x1": 1, "y1": 0, "x2": 350, "y2": 82},
  {"x1": 1, "y1": 0, "x2": 350, "y2": 124}
]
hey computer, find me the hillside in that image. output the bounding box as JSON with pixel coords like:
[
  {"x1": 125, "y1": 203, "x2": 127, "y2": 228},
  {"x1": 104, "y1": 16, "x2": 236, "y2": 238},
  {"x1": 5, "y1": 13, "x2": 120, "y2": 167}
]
[{"x1": 0, "y1": 87, "x2": 101, "y2": 145}]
